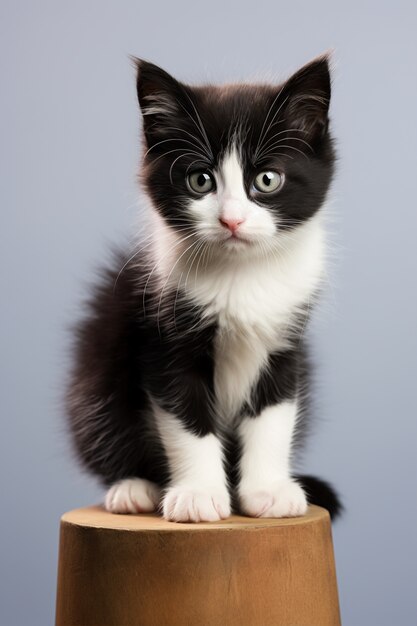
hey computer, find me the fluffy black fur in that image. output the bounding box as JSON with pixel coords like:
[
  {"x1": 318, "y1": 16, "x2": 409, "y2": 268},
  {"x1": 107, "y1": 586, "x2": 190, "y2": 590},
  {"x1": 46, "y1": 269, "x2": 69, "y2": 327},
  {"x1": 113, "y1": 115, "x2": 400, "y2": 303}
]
[{"x1": 66, "y1": 57, "x2": 342, "y2": 520}]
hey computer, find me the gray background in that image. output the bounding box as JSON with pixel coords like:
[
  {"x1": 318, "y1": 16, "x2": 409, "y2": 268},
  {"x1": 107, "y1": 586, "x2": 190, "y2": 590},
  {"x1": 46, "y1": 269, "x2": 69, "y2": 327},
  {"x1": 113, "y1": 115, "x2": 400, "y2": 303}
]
[{"x1": 1, "y1": 1, "x2": 416, "y2": 625}]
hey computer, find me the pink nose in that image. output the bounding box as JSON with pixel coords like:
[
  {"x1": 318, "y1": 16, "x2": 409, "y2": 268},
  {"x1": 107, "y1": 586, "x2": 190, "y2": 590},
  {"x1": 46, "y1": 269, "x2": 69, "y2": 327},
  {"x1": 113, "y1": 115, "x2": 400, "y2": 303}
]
[{"x1": 219, "y1": 217, "x2": 245, "y2": 233}]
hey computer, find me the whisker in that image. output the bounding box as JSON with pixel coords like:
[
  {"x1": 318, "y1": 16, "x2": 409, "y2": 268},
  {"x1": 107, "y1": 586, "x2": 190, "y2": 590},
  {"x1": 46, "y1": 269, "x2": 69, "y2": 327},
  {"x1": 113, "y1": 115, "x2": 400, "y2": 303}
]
[
  {"x1": 142, "y1": 230, "x2": 198, "y2": 319},
  {"x1": 176, "y1": 96, "x2": 213, "y2": 160},
  {"x1": 254, "y1": 86, "x2": 286, "y2": 157},
  {"x1": 144, "y1": 137, "x2": 208, "y2": 159},
  {"x1": 182, "y1": 91, "x2": 214, "y2": 158},
  {"x1": 172, "y1": 268, "x2": 186, "y2": 333},
  {"x1": 185, "y1": 158, "x2": 210, "y2": 174},
  {"x1": 169, "y1": 152, "x2": 202, "y2": 184},
  {"x1": 186, "y1": 239, "x2": 207, "y2": 291},
  {"x1": 259, "y1": 144, "x2": 310, "y2": 161},
  {"x1": 257, "y1": 134, "x2": 314, "y2": 157},
  {"x1": 156, "y1": 238, "x2": 200, "y2": 336},
  {"x1": 163, "y1": 126, "x2": 213, "y2": 160},
  {"x1": 146, "y1": 148, "x2": 206, "y2": 167},
  {"x1": 256, "y1": 151, "x2": 295, "y2": 162},
  {"x1": 113, "y1": 248, "x2": 143, "y2": 293},
  {"x1": 254, "y1": 93, "x2": 290, "y2": 160}
]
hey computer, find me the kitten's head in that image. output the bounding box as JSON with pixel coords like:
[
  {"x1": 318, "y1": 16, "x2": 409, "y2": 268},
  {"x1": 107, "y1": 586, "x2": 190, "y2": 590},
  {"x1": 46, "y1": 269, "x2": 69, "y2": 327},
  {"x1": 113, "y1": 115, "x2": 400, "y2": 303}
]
[{"x1": 135, "y1": 56, "x2": 335, "y2": 259}]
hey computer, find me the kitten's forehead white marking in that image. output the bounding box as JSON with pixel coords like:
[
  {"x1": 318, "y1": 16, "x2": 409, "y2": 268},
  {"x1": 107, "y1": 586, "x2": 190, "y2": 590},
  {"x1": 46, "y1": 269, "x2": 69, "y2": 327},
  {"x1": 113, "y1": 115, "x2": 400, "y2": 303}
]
[
  {"x1": 217, "y1": 146, "x2": 247, "y2": 200},
  {"x1": 216, "y1": 146, "x2": 249, "y2": 220}
]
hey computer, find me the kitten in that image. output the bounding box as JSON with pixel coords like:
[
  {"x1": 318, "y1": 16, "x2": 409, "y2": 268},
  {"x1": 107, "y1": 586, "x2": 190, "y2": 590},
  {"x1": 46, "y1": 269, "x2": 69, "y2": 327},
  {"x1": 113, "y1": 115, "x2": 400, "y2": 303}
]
[{"x1": 66, "y1": 55, "x2": 342, "y2": 522}]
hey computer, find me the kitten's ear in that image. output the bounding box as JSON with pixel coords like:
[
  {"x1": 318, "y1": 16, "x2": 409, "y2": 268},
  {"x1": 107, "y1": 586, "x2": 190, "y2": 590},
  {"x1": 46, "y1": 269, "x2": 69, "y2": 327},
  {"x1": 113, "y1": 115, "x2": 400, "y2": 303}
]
[
  {"x1": 281, "y1": 55, "x2": 331, "y2": 142},
  {"x1": 133, "y1": 58, "x2": 186, "y2": 145}
]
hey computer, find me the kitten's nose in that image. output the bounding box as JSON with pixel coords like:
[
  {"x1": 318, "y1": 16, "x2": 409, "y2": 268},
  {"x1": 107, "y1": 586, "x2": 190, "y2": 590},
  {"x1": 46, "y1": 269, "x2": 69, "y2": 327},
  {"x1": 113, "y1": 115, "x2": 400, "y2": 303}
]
[{"x1": 219, "y1": 216, "x2": 245, "y2": 233}]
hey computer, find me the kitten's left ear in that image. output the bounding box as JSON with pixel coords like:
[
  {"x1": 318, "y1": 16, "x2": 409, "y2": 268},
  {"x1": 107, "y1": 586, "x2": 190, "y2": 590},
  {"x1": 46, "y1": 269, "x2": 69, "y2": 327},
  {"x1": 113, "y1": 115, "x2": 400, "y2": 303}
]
[
  {"x1": 132, "y1": 57, "x2": 187, "y2": 146},
  {"x1": 281, "y1": 55, "x2": 332, "y2": 142}
]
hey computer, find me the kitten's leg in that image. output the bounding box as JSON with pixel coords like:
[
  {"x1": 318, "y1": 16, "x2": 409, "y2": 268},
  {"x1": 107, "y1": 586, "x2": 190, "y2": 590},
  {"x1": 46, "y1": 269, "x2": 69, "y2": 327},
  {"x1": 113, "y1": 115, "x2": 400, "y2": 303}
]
[
  {"x1": 238, "y1": 400, "x2": 308, "y2": 518},
  {"x1": 104, "y1": 478, "x2": 161, "y2": 514},
  {"x1": 154, "y1": 404, "x2": 230, "y2": 522}
]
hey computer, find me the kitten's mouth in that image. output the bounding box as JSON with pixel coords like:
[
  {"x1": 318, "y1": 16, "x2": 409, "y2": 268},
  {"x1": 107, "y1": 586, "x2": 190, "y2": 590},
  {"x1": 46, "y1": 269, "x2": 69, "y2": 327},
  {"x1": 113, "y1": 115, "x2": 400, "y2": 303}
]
[{"x1": 223, "y1": 233, "x2": 250, "y2": 245}]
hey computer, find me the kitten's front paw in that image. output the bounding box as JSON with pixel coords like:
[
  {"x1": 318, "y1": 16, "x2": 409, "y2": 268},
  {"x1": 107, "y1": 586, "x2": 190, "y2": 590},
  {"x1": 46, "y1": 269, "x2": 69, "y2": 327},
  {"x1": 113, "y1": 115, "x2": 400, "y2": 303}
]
[
  {"x1": 239, "y1": 479, "x2": 308, "y2": 518},
  {"x1": 105, "y1": 478, "x2": 161, "y2": 514},
  {"x1": 162, "y1": 486, "x2": 231, "y2": 522}
]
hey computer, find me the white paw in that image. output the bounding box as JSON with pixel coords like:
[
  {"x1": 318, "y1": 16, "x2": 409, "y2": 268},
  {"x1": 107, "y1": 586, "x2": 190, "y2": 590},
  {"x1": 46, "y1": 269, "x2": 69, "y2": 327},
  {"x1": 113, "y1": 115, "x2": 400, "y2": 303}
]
[
  {"x1": 105, "y1": 478, "x2": 161, "y2": 514},
  {"x1": 239, "y1": 479, "x2": 308, "y2": 518},
  {"x1": 162, "y1": 486, "x2": 231, "y2": 522}
]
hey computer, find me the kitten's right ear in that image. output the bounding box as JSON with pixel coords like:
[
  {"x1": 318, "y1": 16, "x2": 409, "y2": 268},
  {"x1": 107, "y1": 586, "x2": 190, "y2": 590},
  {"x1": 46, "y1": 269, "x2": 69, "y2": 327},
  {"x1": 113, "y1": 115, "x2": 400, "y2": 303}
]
[
  {"x1": 132, "y1": 58, "x2": 185, "y2": 145},
  {"x1": 280, "y1": 54, "x2": 332, "y2": 144}
]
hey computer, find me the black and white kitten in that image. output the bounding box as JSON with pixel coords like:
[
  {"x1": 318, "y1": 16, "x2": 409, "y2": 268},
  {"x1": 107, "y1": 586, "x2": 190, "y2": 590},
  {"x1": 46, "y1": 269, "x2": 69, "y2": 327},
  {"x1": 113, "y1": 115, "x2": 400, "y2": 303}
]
[{"x1": 67, "y1": 55, "x2": 341, "y2": 522}]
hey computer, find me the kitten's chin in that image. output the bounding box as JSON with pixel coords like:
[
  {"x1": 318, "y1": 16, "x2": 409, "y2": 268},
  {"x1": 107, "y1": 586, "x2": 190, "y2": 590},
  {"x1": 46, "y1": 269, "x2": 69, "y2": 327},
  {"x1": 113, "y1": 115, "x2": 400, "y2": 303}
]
[
  {"x1": 218, "y1": 230, "x2": 278, "y2": 253},
  {"x1": 222, "y1": 235, "x2": 251, "y2": 247},
  {"x1": 216, "y1": 236, "x2": 272, "y2": 260},
  {"x1": 217, "y1": 236, "x2": 254, "y2": 255}
]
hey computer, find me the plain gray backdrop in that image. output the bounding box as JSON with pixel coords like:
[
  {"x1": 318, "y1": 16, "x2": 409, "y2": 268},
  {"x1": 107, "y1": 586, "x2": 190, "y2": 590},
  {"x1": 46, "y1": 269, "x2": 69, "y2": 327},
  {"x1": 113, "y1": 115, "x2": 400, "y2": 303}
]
[{"x1": 1, "y1": 1, "x2": 416, "y2": 625}]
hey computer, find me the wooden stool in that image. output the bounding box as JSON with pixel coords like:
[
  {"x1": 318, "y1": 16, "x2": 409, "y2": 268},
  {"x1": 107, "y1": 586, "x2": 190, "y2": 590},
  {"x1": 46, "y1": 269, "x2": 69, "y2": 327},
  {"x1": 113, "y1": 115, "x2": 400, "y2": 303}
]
[{"x1": 55, "y1": 505, "x2": 341, "y2": 626}]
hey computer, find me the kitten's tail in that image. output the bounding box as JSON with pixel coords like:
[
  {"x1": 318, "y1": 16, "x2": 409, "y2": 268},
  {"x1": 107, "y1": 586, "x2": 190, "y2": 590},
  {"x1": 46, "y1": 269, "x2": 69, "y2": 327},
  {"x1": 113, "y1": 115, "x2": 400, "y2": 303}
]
[{"x1": 295, "y1": 474, "x2": 343, "y2": 520}]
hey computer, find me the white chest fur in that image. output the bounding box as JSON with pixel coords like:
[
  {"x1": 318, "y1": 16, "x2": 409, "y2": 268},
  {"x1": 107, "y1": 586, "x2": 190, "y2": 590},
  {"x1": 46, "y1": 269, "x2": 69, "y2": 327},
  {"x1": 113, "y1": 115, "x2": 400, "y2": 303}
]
[{"x1": 186, "y1": 215, "x2": 326, "y2": 420}]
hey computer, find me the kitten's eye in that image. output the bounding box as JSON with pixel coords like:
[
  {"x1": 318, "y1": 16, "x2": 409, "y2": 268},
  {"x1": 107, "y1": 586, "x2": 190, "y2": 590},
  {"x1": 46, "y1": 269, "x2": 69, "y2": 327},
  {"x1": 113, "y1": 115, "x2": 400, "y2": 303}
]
[
  {"x1": 253, "y1": 171, "x2": 284, "y2": 194},
  {"x1": 187, "y1": 171, "x2": 215, "y2": 194}
]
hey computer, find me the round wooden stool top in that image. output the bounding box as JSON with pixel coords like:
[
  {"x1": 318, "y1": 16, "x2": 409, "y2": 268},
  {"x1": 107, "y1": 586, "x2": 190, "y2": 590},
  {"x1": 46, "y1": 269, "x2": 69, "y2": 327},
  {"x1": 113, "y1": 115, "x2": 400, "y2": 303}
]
[{"x1": 56, "y1": 505, "x2": 341, "y2": 626}]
